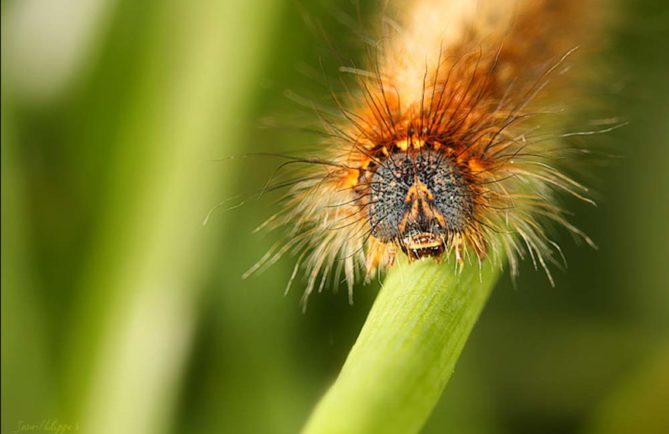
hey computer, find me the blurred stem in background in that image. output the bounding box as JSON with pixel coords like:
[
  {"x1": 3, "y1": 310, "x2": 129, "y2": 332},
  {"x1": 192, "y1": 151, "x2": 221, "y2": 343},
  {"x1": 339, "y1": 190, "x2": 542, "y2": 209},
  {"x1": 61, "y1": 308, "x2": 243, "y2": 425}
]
[
  {"x1": 62, "y1": 1, "x2": 282, "y2": 434},
  {"x1": 3, "y1": 0, "x2": 281, "y2": 433}
]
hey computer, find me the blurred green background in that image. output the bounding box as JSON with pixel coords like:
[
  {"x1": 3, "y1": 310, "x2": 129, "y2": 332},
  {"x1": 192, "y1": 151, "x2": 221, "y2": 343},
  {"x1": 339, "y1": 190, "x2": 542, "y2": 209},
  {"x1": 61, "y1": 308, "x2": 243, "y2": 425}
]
[{"x1": 2, "y1": 0, "x2": 668, "y2": 433}]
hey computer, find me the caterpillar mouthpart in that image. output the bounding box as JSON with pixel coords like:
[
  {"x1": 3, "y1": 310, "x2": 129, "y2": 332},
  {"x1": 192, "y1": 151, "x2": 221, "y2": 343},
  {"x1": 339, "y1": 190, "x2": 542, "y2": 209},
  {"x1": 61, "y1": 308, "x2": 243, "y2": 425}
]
[{"x1": 400, "y1": 233, "x2": 446, "y2": 260}]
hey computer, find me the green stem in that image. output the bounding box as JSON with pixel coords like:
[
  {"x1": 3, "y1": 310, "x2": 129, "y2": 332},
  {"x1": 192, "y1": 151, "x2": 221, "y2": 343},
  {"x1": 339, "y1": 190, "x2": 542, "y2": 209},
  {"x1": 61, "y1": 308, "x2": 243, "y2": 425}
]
[{"x1": 302, "y1": 258, "x2": 501, "y2": 434}]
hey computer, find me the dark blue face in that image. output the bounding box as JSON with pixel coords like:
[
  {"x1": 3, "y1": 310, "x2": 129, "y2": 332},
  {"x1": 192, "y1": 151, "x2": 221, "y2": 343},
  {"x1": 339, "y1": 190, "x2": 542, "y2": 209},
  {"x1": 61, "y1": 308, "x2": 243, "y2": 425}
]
[{"x1": 367, "y1": 150, "x2": 473, "y2": 254}]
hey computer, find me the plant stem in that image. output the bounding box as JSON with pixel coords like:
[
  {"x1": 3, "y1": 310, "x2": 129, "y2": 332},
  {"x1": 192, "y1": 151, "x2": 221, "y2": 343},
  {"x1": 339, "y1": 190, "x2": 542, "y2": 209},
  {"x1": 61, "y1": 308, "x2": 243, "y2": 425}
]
[
  {"x1": 61, "y1": 2, "x2": 281, "y2": 433},
  {"x1": 302, "y1": 258, "x2": 501, "y2": 434}
]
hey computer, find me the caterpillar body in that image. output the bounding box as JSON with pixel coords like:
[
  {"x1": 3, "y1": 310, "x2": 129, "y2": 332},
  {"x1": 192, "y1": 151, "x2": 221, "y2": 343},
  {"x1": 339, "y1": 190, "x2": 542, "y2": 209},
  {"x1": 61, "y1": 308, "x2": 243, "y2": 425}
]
[{"x1": 253, "y1": 0, "x2": 607, "y2": 304}]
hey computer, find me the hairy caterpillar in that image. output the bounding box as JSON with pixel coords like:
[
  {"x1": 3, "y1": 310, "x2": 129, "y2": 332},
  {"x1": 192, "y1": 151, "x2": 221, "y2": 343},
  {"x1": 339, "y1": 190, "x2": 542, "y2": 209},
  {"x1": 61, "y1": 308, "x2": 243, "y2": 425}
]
[{"x1": 250, "y1": 0, "x2": 610, "y2": 305}]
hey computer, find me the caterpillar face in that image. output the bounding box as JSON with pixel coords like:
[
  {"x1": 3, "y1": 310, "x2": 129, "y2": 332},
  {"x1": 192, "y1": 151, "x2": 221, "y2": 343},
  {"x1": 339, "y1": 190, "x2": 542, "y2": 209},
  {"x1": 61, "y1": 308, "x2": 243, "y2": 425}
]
[{"x1": 365, "y1": 148, "x2": 474, "y2": 260}]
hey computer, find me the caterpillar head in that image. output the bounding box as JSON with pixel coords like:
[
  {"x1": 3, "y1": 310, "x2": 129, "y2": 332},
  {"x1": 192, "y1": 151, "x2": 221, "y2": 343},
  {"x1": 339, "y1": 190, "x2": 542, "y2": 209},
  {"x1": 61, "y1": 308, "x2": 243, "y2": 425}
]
[{"x1": 366, "y1": 148, "x2": 474, "y2": 260}]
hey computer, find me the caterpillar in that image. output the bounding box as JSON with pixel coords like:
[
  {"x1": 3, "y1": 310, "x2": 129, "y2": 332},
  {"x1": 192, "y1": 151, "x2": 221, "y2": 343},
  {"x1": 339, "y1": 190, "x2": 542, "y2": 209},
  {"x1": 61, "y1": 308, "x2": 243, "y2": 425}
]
[{"x1": 250, "y1": 0, "x2": 609, "y2": 305}]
